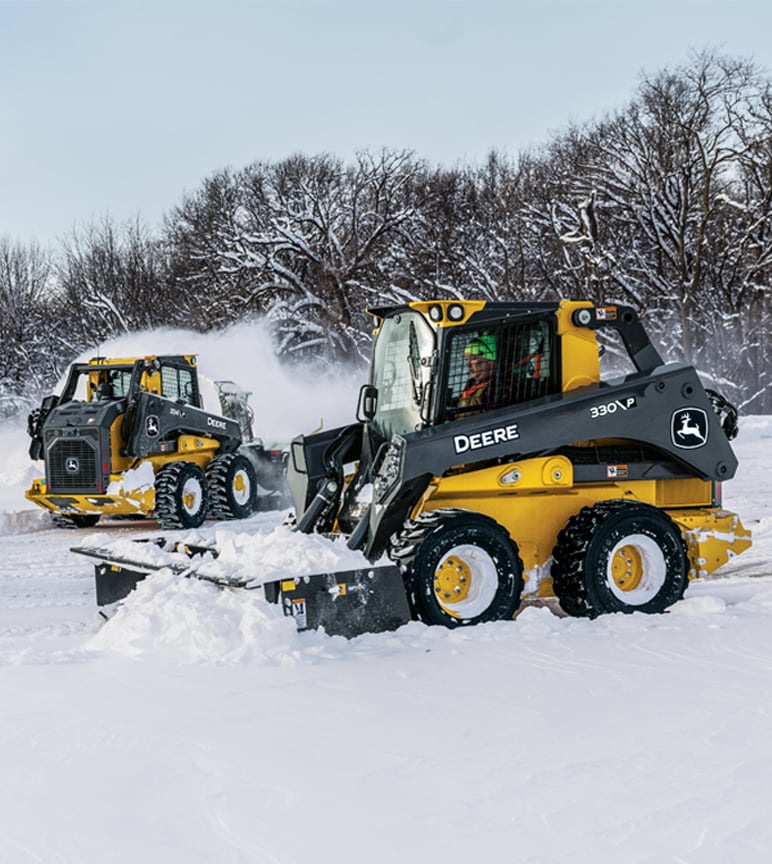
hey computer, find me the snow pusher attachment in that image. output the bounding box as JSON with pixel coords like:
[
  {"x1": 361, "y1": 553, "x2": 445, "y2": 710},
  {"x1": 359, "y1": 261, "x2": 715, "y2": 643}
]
[
  {"x1": 287, "y1": 299, "x2": 751, "y2": 624},
  {"x1": 72, "y1": 540, "x2": 410, "y2": 638}
]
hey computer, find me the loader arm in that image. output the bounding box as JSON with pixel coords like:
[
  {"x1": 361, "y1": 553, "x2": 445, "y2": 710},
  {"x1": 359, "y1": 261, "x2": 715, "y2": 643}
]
[
  {"x1": 124, "y1": 390, "x2": 242, "y2": 458},
  {"x1": 571, "y1": 304, "x2": 664, "y2": 372}
]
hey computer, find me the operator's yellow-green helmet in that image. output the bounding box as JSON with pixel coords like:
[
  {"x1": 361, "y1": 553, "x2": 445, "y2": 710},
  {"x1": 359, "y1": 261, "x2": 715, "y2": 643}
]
[{"x1": 464, "y1": 334, "x2": 496, "y2": 361}]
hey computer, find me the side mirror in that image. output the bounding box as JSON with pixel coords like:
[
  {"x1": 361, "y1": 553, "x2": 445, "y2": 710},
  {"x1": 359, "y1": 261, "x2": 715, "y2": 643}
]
[{"x1": 356, "y1": 384, "x2": 378, "y2": 422}]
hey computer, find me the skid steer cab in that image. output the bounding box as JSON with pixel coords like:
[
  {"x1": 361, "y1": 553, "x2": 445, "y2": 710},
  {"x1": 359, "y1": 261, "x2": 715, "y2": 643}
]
[
  {"x1": 288, "y1": 299, "x2": 752, "y2": 626},
  {"x1": 26, "y1": 354, "x2": 287, "y2": 529}
]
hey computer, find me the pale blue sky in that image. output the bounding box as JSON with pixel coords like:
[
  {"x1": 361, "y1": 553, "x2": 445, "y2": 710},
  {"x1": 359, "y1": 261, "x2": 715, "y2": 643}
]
[{"x1": 2, "y1": 0, "x2": 770, "y2": 245}]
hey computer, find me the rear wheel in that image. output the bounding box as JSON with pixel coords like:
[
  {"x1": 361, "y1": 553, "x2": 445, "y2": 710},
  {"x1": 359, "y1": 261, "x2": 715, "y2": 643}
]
[
  {"x1": 404, "y1": 512, "x2": 524, "y2": 627},
  {"x1": 154, "y1": 461, "x2": 209, "y2": 529},
  {"x1": 51, "y1": 513, "x2": 100, "y2": 529},
  {"x1": 551, "y1": 500, "x2": 688, "y2": 617},
  {"x1": 207, "y1": 453, "x2": 258, "y2": 520}
]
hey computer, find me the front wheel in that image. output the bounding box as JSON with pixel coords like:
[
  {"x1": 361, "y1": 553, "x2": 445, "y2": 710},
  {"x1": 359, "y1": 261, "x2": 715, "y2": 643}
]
[
  {"x1": 405, "y1": 512, "x2": 524, "y2": 628},
  {"x1": 551, "y1": 500, "x2": 688, "y2": 617},
  {"x1": 154, "y1": 461, "x2": 209, "y2": 529}
]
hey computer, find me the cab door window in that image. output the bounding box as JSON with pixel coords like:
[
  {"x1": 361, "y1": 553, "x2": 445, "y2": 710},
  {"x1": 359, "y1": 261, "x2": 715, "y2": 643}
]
[
  {"x1": 443, "y1": 317, "x2": 558, "y2": 420},
  {"x1": 160, "y1": 365, "x2": 199, "y2": 406}
]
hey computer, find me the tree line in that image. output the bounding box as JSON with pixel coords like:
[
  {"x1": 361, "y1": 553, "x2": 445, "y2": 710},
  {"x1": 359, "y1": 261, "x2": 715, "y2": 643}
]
[{"x1": 1, "y1": 50, "x2": 770, "y2": 416}]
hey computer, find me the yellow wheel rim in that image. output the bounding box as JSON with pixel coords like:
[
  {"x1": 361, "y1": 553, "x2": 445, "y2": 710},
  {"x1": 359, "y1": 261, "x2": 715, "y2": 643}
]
[
  {"x1": 434, "y1": 555, "x2": 472, "y2": 617},
  {"x1": 611, "y1": 544, "x2": 644, "y2": 592},
  {"x1": 231, "y1": 468, "x2": 251, "y2": 506},
  {"x1": 181, "y1": 475, "x2": 203, "y2": 516}
]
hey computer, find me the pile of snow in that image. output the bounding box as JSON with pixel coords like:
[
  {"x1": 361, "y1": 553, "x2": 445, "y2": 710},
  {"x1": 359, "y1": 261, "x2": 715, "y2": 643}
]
[
  {"x1": 82, "y1": 517, "x2": 384, "y2": 660},
  {"x1": 86, "y1": 566, "x2": 306, "y2": 662},
  {"x1": 0, "y1": 421, "x2": 47, "y2": 532}
]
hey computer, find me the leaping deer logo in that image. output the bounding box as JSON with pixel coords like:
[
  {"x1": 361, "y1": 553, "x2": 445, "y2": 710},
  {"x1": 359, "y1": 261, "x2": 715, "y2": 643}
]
[
  {"x1": 146, "y1": 415, "x2": 160, "y2": 438},
  {"x1": 671, "y1": 408, "x2": 708, "y2": 449},
  {"x1": 676, "y1": 412, "x2": 707, "y2": 444}
]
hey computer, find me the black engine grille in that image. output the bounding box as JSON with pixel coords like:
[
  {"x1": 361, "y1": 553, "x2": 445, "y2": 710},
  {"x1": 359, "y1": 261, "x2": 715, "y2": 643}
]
[{"x1": 47, "y1": 437, "x2": 100, "y2": 492}]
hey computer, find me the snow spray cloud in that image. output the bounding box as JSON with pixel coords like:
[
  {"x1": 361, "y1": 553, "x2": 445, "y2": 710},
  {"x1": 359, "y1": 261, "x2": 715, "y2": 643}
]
[{"x1": 72, "y1": 320, "x2": 364, "y2": 441}]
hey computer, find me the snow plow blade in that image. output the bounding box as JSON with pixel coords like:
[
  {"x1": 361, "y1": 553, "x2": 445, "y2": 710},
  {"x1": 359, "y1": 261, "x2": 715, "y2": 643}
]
[{"x1": 72, "y1": 541, "x2": 411, "y2": 639}]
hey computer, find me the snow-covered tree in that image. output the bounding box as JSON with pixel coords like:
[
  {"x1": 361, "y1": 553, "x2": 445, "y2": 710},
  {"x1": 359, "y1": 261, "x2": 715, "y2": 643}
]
[
  {"x1": 167, "y1": 150, "x2": 427, "y2": 364},
  {"x1": 58, "y1": 217, "x2": 170, "y2": 350},
  {"x1": 0, "y1": 238, "x2": 58, "y2": 412},
  {"x1": 518, "y1": 51, "x2": 772, "y2": 411}
]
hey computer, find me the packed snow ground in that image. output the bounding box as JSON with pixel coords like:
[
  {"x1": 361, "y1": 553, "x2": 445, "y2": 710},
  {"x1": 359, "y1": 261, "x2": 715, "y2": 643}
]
[{"x1": 1, "y1": 325, "x2": 770, "y2": 863}]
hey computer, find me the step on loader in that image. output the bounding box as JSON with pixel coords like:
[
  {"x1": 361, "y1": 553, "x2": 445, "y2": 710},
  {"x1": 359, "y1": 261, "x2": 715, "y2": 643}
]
[
  {"x1": 27, "y1": 354, "x2": 287, "y2": 530},
  {"x1": 75, "y1": 300, "x2": 752, "y2": 634}
]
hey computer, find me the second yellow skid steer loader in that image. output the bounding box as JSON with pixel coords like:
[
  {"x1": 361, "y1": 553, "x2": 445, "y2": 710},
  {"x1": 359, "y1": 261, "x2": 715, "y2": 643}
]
[{"x1": 27, "y1": 354, "x2": 287, "y2": 529}]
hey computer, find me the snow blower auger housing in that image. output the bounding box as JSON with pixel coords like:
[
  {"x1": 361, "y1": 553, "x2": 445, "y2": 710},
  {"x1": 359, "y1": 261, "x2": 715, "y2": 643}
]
[
  {"x1": 287, "y1": 299, "x2": 751, "y2": 626},
  {"x1": 26, "y1": 354, "x2": 287, "y2": 529}
]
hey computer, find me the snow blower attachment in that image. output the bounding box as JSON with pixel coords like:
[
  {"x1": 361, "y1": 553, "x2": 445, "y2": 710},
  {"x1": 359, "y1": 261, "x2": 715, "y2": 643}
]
[
  {"x1": 26, "y1": 355, "x2": 288, "y2": 529},
  {"x1": 74, "y1": 300, "x2": 752, "y2": 635}
]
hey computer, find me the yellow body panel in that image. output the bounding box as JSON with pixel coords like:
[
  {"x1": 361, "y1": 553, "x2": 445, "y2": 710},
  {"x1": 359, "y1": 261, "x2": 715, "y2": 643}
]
[
  {"x1": 26, "y1": 477, "x2": 154, "y2": 518},
  {"x1": 556, "y1": 300, "x2": 601, "y2": 391},
  {"x1": 25, "y1": 436, "x2": 220, "y2": 519},
  {"x1": 108, "y1": 414, "x2": 134, "y2": 474},
  {"x1": 414, "y1": 456, "x2": 750, "y2": 597}
]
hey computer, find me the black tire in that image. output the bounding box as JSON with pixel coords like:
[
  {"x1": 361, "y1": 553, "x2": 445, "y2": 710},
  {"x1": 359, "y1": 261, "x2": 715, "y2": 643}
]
[
  {"x1": 206, "y1": 453, "x2": 257, "y2": 520},
  {"x1": 551, "y1": 500, "x2": 688, "y2": 618},
  {"x1": 154, "y1": 461, "x2": 209, "y2": 529},
  {"x1": 405, "y1": 512, "x2": 524, "y2": 628},
  {"x1": 51, "y1": 513, "x2": 100, "y2": 529}
]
